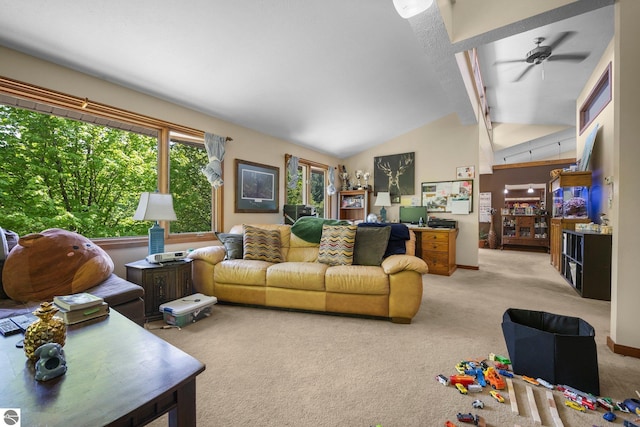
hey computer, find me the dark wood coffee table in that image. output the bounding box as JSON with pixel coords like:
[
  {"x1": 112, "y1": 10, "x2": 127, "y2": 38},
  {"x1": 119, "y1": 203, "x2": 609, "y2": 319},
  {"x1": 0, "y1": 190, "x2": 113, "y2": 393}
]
[{"x1": 0, "y1": 310, "x2": 205, "y2": 426}]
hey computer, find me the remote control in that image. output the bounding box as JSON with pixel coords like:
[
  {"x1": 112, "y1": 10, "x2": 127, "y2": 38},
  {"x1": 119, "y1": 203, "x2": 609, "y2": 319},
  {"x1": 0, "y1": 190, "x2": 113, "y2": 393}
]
[{"x1": 0, "y1": 318, "x2": 21, "y2": 336}]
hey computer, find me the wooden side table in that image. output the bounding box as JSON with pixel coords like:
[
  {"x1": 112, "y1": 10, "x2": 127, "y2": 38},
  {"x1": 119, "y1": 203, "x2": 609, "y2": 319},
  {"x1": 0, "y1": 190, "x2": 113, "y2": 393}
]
[{"x1": 125, "y1": 259, "x2": 193, "y2": 321}]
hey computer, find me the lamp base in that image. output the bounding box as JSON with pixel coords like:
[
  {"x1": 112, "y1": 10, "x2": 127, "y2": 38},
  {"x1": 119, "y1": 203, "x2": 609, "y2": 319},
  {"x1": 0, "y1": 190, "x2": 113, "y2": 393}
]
[
  {"x1": 379, "y1": 207, "x2": 387, "y2": 223},
  {"x1": 148, "y1": 222, "x2": 165, "y2": 255}
]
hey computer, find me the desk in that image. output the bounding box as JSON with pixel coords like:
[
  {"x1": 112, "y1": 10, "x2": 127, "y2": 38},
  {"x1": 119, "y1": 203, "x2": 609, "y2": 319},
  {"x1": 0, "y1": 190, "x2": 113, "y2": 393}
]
[
  {"x1": 0, "y1": 311, "x2": 205, "y2": 427},
  {"x1": 410, "y1": 227, "x2": 458, "y2": 276}
]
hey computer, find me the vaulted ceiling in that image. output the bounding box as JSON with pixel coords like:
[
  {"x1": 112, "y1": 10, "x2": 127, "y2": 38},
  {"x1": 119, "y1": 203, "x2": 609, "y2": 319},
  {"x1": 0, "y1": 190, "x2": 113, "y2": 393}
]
[{"x1": 0, "y1": 0, "x2": 614, "y2": 169}]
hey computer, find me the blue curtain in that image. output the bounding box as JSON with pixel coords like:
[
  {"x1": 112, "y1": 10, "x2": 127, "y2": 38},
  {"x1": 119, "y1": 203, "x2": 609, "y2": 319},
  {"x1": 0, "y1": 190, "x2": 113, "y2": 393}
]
[{"x1": 202, "y1": 133, "x2": 226, "y2": 188}]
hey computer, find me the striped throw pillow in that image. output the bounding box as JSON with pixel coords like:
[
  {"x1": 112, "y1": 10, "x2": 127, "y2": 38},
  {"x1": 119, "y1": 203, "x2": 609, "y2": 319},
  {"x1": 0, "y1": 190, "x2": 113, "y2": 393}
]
[
  {"x1": 317, "y1": 224, "x2": 357, "y2": 266},
  {"x1": 243, "y1": 225, "x2": 283, "y2": 263}
]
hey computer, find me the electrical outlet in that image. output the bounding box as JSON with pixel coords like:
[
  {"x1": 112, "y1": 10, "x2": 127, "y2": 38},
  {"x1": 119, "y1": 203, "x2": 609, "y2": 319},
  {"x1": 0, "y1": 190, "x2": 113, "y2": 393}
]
[{"x1": 604, "y1": 176, "x2": 614, "y2": 185}]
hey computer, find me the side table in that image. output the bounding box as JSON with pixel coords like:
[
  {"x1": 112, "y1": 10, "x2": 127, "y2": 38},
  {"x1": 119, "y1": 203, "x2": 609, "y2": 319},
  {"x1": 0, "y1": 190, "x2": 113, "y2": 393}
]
[{"x1": 125, "y1": 259, "x2": 193, "y2": 321}]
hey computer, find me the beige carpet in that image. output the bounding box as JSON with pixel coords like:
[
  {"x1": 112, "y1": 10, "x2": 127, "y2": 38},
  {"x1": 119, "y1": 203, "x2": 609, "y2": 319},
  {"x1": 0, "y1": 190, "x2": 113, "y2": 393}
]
[{"x1": 147, "y1": 249, "x2": 640, "y2": 427}]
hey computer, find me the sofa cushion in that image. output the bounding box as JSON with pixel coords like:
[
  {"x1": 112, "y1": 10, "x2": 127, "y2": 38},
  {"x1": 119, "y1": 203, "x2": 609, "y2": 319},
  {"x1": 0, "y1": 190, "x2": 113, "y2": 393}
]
[
  {"x1": 325, "y1": 265, "x2": 389, "y2": 295},
  {"x1": 353, "y1": 225, "x2": 391, "y2": 266},
  {"x1": 215, "y1": 232, "x2": 244, "y2": 259},
  {"x1": 357, "y1": 223, "x2": 409, "y2": 257},
  {"x1": 290, "y1": 216, "x2": 351, "y2": 244},
  {"x1": 266, "y1": 262, "x2": 328, "y2": 291},
  {"x1": 317, "y1": 225, "x2": 357, "y2": 266},
  {"x1": 215, "y1": 259, "x2": 270, "y2": 286},
  {"x1": 243, "y1": 225, "x2": 283, "y2": 263}
]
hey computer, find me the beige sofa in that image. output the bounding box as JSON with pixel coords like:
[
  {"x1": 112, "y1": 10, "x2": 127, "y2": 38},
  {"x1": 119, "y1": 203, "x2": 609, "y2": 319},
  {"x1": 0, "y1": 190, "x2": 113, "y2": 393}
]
[{"x1": 188, "y1": 223, "x2": 429, "y2": 323}]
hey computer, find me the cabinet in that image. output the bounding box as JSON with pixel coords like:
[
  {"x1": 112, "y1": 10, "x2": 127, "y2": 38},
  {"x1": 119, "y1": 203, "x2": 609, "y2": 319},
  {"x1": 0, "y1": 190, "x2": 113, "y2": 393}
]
[
  {"x1": 125, "y1": 259, "x2": 193, "y2": 320},
  {"x1": 501, "y1": 215, "x2": 549, "y2": 250},
  {"x1": 550, "y1": 218, "x2": 590, "y2": 270},
  {"x1": 338, "y1": 190, "x2": 370, "y2": 222},
  {"x1": 561, "y1": 230, "x2": 612, "y2": 300},
  {"x1": 549, "y1": 171, "x2": 592, "y2": 270},
  {"x1": 413, "y1": 228, "x2": 457, "y2": 276}
]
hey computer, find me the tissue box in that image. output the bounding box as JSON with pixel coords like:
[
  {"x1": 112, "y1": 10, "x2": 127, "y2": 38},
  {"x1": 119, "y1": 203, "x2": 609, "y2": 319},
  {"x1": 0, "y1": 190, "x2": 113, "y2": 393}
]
[{"x1": 159, "y1": 293, "x2": 217, "y2": 327}]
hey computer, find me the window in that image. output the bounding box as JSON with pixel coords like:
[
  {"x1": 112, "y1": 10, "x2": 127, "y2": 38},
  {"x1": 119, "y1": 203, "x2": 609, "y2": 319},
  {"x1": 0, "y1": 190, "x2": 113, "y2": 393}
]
[
  {"x1": 579, "y1": 62, "x2": 612, "y2": 135},
  {"x1": 285, "y1": 155, "x2": 330, "y2": 218},
  {"x1": 0, "y1": 76, "x2": 219, "y2": 245}
]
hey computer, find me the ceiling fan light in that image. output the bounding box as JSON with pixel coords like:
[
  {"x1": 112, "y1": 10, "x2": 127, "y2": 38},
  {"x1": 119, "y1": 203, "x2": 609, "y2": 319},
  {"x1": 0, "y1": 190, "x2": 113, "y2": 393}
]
[{"x1": 393, "y1": 0, "x2": 434, "y2": 19}]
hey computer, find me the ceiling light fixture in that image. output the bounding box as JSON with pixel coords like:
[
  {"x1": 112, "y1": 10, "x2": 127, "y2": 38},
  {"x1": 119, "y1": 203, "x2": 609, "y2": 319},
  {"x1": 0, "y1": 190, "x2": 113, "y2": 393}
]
[
  {"x1": 528, "y1": 185, "x2": 534, "y2": 194},
  {"x1": 393, "y1": 0, "x2": 434, "y2": 19}
]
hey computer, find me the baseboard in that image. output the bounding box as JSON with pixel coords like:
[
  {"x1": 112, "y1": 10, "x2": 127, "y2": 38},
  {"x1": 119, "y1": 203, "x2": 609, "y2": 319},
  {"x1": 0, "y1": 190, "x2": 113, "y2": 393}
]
[
  {"x1": 457, "y1": 264, "x2": 479, "y2": 270},
  {"x1": 607, "y1": 335, "x2": 640, "y2": 359}
]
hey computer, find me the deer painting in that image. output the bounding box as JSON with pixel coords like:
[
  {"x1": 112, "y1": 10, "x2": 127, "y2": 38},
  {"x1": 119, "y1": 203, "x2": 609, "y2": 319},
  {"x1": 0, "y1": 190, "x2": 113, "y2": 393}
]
[{"x1": 375, "y1": 152, "x2": 414, "y2": 201}]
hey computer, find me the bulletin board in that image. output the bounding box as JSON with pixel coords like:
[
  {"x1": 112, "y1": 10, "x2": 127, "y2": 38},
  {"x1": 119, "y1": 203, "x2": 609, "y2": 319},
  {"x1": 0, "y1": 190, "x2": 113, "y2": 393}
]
[{"x1": 421, "y1": 180, "x2": 473, "y2": 213}]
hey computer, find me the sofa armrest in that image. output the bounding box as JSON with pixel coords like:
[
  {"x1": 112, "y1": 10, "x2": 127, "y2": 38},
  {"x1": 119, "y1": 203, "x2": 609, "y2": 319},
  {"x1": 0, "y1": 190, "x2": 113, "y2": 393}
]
[
  {"x1": 382, "y1": 254, "x2": 429, "y2": 275},
  {"x1": 187, "y1": 245, "x2": 226, "y2": 265}
]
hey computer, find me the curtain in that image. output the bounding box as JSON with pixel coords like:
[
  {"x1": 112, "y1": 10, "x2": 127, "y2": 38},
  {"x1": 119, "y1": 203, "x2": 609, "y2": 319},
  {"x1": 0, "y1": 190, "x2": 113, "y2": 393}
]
[
  {"x1": 287, "y1": 156, "x2": 299, "y2": 189},
  {"x1": 202, "y1": 133, "x2": 226, "y2": 188},
  {"x1": 327, "y1": 167, "x2": 336, "y2": 195}
]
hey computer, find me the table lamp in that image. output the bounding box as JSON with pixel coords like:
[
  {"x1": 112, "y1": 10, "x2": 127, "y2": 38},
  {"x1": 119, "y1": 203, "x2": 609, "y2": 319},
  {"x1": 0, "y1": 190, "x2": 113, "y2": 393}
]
[
  {"x1": 133, "y1": 192, "x2": 177, "y2": 255},
  {"x1": 374, "y1": 191, "x2": 392, "y2": 223}
]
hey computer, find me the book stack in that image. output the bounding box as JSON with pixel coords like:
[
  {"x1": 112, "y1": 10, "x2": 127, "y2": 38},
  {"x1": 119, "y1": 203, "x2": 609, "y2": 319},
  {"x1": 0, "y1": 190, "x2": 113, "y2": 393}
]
[{"x1": 53, "y1": 292, "x2": 109, "y2": 325}]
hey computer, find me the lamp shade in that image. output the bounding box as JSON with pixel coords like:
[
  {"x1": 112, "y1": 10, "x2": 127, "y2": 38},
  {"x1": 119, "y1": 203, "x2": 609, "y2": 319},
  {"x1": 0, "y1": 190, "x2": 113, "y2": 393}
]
[
  {"x1": 374, "y1": 192, "x2": 392, "y2": 207},
  {"x1": 393, "y1": 0, "x2": 434, "y2": 19},
  {"x1": 133, "y1": 192, "x2": 177, "y2": 221}
]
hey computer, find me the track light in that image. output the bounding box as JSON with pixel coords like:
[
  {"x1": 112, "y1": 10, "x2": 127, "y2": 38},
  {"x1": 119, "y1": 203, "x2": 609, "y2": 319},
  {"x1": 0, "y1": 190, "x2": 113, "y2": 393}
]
[
  {"x1": 527, "y1": 185, "x2": 534, "y2": 194},
  {"x1": 504, "y1": 188, "x2": 508, "y2": 194}
]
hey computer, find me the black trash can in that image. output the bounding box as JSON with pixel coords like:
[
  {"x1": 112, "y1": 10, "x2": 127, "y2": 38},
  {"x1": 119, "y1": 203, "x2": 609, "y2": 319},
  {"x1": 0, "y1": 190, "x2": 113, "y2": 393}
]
[{"x1": 501, "y1": 308, "x2": 599, "y2": 395}]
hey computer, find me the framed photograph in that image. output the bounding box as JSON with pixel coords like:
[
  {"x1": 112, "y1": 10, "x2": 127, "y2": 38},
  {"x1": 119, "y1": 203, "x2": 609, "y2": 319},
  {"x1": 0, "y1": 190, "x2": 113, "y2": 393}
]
[
  {"x1": 456, "y1": 165, "x2": 475, "y2": 179},
  {"x1": 421, "y1": 180, "x2": 473, "y2": 213},
  {"x1": 373, "y1": 152, "x2": 415, "y2": 204},
  {"x1": 235, "y1": 159, "x2": 279, "y2": 213}
]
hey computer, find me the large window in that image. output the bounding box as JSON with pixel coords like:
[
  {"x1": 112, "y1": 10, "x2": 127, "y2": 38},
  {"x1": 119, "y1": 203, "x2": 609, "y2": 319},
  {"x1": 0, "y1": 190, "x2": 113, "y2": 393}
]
[
  {"x1": 285, "y1": 155, "x2": 329, "y2": 218},
  {"x1": 0, "y1": 77, "x2": 218, "y2": 245}
]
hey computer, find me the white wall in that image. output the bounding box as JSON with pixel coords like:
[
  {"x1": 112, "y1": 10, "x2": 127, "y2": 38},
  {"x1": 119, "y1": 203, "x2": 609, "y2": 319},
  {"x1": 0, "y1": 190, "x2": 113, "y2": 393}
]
[{"x1": 344, "y1": 113, "x2": 480, "y2": 268}]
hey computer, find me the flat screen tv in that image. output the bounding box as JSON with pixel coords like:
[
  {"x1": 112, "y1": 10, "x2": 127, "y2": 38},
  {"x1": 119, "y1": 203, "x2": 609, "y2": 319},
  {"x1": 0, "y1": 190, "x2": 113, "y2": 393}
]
[{"x1": 399, "y1": 206, "x2": 427, "y2": 224}]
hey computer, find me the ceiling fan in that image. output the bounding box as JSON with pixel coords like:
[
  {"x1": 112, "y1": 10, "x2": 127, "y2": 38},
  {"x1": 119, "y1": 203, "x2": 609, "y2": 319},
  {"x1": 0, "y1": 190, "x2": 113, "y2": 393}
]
[{"x1": 495, "y1": 32, "x2": 589, "y2": 82}]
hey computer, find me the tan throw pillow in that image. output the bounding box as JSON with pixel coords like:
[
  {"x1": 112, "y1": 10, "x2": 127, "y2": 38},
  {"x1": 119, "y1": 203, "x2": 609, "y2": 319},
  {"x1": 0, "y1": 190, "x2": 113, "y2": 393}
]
[
  {"x1": 353, "y1": 226, "x2": 391, "y2": 266},
  {"x1": 243, "y1": 225, "x2": 283, "y2": 263},
  {"x1": 317, "y1": 224, "x2": 357, "y2": 266}
]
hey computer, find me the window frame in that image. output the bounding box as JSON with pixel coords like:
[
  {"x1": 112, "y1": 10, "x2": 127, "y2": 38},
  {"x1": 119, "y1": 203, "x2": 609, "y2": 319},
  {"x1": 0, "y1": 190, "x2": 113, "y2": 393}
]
[
  {"x1": 579, "y1": 62, "x2": 612, "y2": 135},
  {"x1": 284, "y1": 154, "x2": 331, "y2": 218},
  {"x1": 0, "y1": 76, "x2": 221, "y2": 249}
]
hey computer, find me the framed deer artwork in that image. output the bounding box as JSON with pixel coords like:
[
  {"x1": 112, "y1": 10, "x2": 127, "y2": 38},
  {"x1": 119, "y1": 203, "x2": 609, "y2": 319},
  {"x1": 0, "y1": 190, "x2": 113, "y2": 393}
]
[{"x1": 373, "y1": 152, "x2": 415, "y2": 203}]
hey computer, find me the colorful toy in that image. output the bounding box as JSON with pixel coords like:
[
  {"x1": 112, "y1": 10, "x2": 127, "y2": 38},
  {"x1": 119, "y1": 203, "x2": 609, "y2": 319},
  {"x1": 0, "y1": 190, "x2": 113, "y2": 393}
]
[
  {"x1": 488, "y1": 353, "x2": 511, "y2": 365},
  {"x1": 436, "y1": 374, "x2": 450, "y2": 386},
  {"x1": 456, "y1": 413, "x2": 477, "y2": 424},
  {"x1": 484, "y1": 367, "x2": 505, "y2": 390},
  {"x1": 522, "y1": 376, "x2": 540, "y2": 386},
  {"x1": 536, "y1": 378, "x2": 554, "y2": 389},
  {"x1": 456, "y1": 383, "x2": 468, "y2": 395},
  {"x1": 597, "y1": 397, "x2": 615, "y2": 411},
  {"x1": 472, "y1": 400, "x2": 484, "y2": 409},
  {"x1": 444, "y1": 421, "x2": 458, "y2": 427},
  {"x1": 467, "y1": 384, "x2": 482, "y2": 393},
  {"x1": 497, "y1": 369, "x2": 513, "y2": 378},
  {"x1": 603, "y1": 411, "x2": 617, "y2": 422},
  {"x1": 564, "y1": 399, "x2": 586, "y2": 412},
  {"x1": 623, "y1": 398, "x2": 640, "y2": 415},
  {"x1": 489, "y1": 390, "x2": 505, "y2": 403},
  {"x1": 560, "y1": 385, "x2": 597, "y2": 410},
  {"x1": 449, "y1": 374, "x2": 476, "y2": 386}
]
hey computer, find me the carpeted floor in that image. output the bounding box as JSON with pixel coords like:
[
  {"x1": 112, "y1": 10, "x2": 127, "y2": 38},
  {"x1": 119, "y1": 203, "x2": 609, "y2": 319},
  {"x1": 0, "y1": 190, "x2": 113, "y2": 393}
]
[{"x1": 147, "y1": 249, "x2": 640, "y2": 426}]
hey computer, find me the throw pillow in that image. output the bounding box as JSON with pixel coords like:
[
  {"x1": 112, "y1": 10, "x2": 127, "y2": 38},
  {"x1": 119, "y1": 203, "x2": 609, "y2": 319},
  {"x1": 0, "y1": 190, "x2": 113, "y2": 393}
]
[
  {"x1": 317, "y1": 224, "x2": 357, "y2": 266},
  {"x1": 215, "y1": 232, "x2": 244, "y2": 259},
  {"x1": 243, "y1": 225, "x2": 283, "y2": 263},
  {"x1": 353, "y1": 225, "x2": 391, "y2": 266}
]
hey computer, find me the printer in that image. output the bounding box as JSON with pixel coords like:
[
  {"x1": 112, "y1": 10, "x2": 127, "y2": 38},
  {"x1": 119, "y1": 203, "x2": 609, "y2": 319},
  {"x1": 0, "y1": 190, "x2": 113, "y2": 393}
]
[{"x1": 427, "y1": 217, "x2": 457, "y2": 229}]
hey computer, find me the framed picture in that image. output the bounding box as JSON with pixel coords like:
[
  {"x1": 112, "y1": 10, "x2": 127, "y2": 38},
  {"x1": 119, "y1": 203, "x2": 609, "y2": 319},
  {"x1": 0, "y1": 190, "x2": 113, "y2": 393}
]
[
  {"x1": 235, "y1": 159, "x2": 279, "y2": 213},
  {"x1": 456, "y1": 165, "x2": 475, "y2": 179},
  {"x1": 421, "y1": 180, "x2": 473, "y2": 213},
  {"x1": 373, "y1": 152, "x2": 415, "y2": 203}
]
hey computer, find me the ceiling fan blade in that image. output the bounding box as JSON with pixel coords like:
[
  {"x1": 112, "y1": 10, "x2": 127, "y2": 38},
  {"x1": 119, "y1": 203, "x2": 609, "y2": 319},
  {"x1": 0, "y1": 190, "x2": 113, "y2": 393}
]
[
  {"x1": 513, "y1": 64, "x2": 535, "y2": 82},
  {"x1": 494, "y1": 59, "x2": 526, "y2": 65},
  {"x1": 547, "y1": 53, "x2": 589, "y2": 62},
  {"x1": 548, "y1": 31, "x2": 577, "y2": 50}
]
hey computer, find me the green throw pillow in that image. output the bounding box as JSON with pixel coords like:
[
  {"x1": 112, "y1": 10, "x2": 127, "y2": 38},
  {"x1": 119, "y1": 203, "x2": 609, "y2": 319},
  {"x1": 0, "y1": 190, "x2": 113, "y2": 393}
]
[
  {"x1": 215, "y1": 232, "x2": 244, "y2": 260},
  {"x1": 317, "y1": 224, "x2": 357, "y2": 266},
  {"x1": 243, "y1": 225, "x2": 283, "y2": 263},
  {"x1": 353, "y1": 226, "x2": 391, "y2": 266}
]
